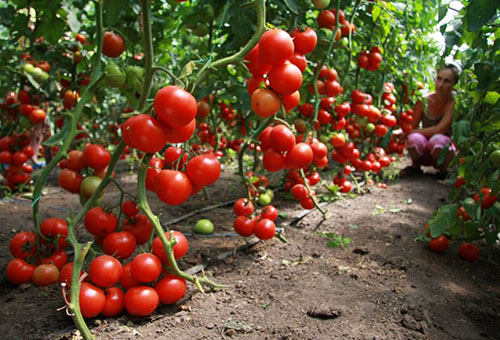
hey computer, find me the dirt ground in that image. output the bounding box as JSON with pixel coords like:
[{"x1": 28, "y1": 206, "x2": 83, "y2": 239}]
[{"x1": 0, "y1": 162, "x2": 499, "y2": 340}]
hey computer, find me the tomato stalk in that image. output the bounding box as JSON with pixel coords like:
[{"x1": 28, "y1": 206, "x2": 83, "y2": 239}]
[
  {"x1": 237, "y1": 116, "x2": 275, "y2": 194},
  {"x1": 304, "y1": 0, "x2": 341, "y2": 140},
  {"x1": 136, "y1": 155, "x2": 226, "y2": 290},
  {"x1": 190, "y1": 0, "x2": 266, "y2": 92},
  {"x1": 299, "y1": 169, "x2": 327, "y2": 217},
  {"x1": 340, "y1": 0, "x2": 362, "y2": 90}
]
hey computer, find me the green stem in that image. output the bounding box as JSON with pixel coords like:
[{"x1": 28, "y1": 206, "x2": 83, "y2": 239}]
[
  {"x1": 190, "y1": 0, "x2": 266, "y2": 92},
  {"x1": 299, "y1": 169, "x2": 327, "y2": 217},
  {"x1": 237, "y1": 116, "x2": 275, "y2": 182},
  {"x1": 304, "y1": 0, "x2": 341, "y2": 140}
]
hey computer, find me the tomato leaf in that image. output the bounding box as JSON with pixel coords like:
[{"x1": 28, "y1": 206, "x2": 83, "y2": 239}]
[
  {"x1": 43, "y1": 121, "x2": 69, "y2": 146},
  {"x1": 282, "y1": 0, "x2": 299, "y2": 14},
  {"x1": 104, "y1": 0, "x2": 123, "y2": 26},
  {"x1": 62, "y1": 0, "x2": 81, "y2": 33},
  {"x1": 465, "y1": 0, "x2": 500, "y2": 32},
  {"x1": 37, "y1": 18, "x2": 66, "y2": 44},
  {"x1": 429, "y1": 204, "x2": 458, "y2": 237},
  {"x1": 463, "y1": 221, "x2": 482, "y2": 239}
]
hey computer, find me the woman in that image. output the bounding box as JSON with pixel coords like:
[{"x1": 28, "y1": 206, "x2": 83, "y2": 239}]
[{"x1": 400, "y1": 63, "x2": 460, "y2": 179}]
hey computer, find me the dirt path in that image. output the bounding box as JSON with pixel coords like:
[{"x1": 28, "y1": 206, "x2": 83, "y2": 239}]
[{"x1": 0, "y1": 168, "x2": 499, "y2": 340}]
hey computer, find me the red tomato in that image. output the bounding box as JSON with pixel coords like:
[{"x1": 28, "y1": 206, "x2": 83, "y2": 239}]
[
  {"x1": 58, "y1": 168, "x2": 83, "y2": 193},
  {"x1": 233, "y1": 198, "x2": 254, "y2": 216},
  {"x1": 9, "y1": 231, "x2": 37, "y2": 259},
  {"x1": 166, "y1": 118, "x2": 196, "y2": 144},
  {"x1": 32, "y1": 264, "x2": 60, "y2": 286},
  {"x1": 263, "y1": 149, "x2": 285, "y2": 172},
  {"x1": 291, "y1": 184, "x2": 308, "y2": 201},
  {"x1": 122, "y1": 114, "x2": 169, "y2": 153},
  {"x1": 285, "y1": 143, "x2": 313, "y2": 169},
  {"x1": 76, "y1": 33, "x2": 87, "y2": 44},
  {"x1": 251, "y1": 89, "x2": 281, "y2": 118},
  {"x1": 89, "y1": 255, "x2": 123, "y2": 288},
  {"x1": 102, "y1": 31, "x2": 125, "y2": 58},
  {"x1": 268, "y1": 62, "x2": 303, "y2": 96},
  {"x1": 154, "y1": 86, "x2": 197, "y2": 128},
  {"x1": 261, "y1": 205, "x2": 278, "y2": 221},
  {"x1": 122, "y1": 200, "x2": 139, "y2": 217},
  {"x1": 429, "y1": 235, "x2": 448, "y2": 253},
  {"x1": 185, "y1": 154, "x2": 221, "y2": 186},
  {"x1": 291, "y1": 27, "x2": 317, "y2": 54},
  {"x1": 84, "y1": 207, "x2": 118, "y2": 237},
  {"x1": 289, "y1": 53, "x2": 307, "y2": 73},
  {"x1": 458, "y1": 243, "x2": 480, "y2": 262},
  {"x1": 282, "y1": 91, "x2": 300, "y2": 112},
  {"x1": 40, "y1": 217, "x2": 68, "y2": 250},
  {"x1": 244, "y1": 44, "x2": 272, "y2": 76},
  {"x1": 131, "y1": 253, "x2": 162, "y2": 283},
  {"x1": 84, "y1": 144, "x2": 111, "y2": 170},
  {"x1": 233, "y1": 216, "x2": 256, "y2": 237},
  {"x1": 6, "y1": 258, "x2": 35, "y2": 285},
  {"x1": 270, "y1": 124, "x2": 296, "y2": 153},
  {"x1": 102, "y1": 287, "x2": 125, "y2": 317},
  {"x1": 43, "y1": 250, "x2": 68, "y2": 270},
  {"x1": 254, "y1": 219, "x2": 276, "y2": 240},
  {"x1": 102, "y1": 231, "x2": 137, "y2": 260},
  {"x1": 155, "y1": 170, "x2": 192, "y2": 206},
  {"x1": 119, "y1": 262, "x2": 141, "y2": 289},
  {"x1": 152, "y1": 231, "x2": 189, "y2": 262},
  {"x1": 79, "y1": 282, "x2": 106, "y2": 318},
  {"x1": 67, "y1": 150, "x2": 87, "y2": 171},
  {"x1": 122, "y1": 214, "x2": 153, "y2": 245},
  {"x1": 258, "y1": 29, "x2": 294, "y2": 66},
  {"x1": 59, "y1": 262, "x2": 86, "y2": 286},
  {"x1": 154, "y1": 274, "x2": 187, "y2": 305},
  {"x1": 124, "y1": 286, "x2": 159, "y2": 317}
]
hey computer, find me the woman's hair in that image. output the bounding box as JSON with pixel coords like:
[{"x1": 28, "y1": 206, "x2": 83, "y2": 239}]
[{"x1": 440, "y1": 62, "x2": 461, "y2": 84}]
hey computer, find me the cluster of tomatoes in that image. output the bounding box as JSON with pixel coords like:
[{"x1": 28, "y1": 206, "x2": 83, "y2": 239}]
[
  {"x1": 0, "y1": 134, "x2": 35, "y2": 190},
  {"x1": 78, "y1": 202, "x2": 188, "y2": 318},
  {"x1": 2, "y1": 90, "x2": 47, "y2": 128},
  {"x1": 260, "y1": 124, "x2": 316, "y2": 172},
  {"x1": 58, "y1": 143, "x2": 112, "y2": 204},
  {"x1": 246, "y1": 27, "x2": 316, "y2": 117},
  {"x1": 144, "y1": 146, "x2": 221, "y2": 206},
  {"x1": 317, "y1": 8, "x2": 355, "y2": 40},
  {"x1": 357, "y1": 46, "x2": 383, "y2": 71},
  {"x1": 232, "y1": 197, "x2": 278, "y2": 240},
  {"x1": 424, "y1": 225, "x2": 480, "y2": 262},
  {"x1": 6, "y1": 217, "x2": 69, "y2": 286}
]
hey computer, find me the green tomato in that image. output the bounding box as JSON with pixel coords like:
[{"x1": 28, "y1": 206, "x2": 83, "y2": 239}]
[
  {"x1": 124, "y1": 65, "x2": 145, "y2": 81},
  {"x1": 356, "y1": 116, "x2": 368, "y2": 127},
  {"x1": 258, "y1": 193, "x2": 272, "y2": 207},
  {"x1": 194, "y1": 219, "x2": 214, "y2": 235},
  {"x1": 265, "y1": 189, "x2": 274, "y2": 200},
  {"x1": 463, "y1": 197, "x2": 476, "y2": 210},
  {"x1": 39, "y1": 71, "x2": 49, "y2": 82},
  {"x1": 365, "y1": 123, "x2": 375, "y2": 133},
  {"x1": 319, "y1": 134, "x2": 330, "y2": 145},
  {"x1": 340, "y1": 37, "x2": 349, "y2": 48},
  {"x1": 19, "y1": 116, "x2": 33, "y2": 129},
  {"x1": 32, "y1": 67, "x2": 44, "y2": 80},
  {"x1": 79, "y1": 176, "x2": 103, "y2": 198},
  {"x1": 23, "y1": 63, "x2": 35, "y2": 74},
  {"x1": 313, "y1": 0, "x2": 330, "y2": 9},
  {"x1": 489, "y1": 150, "x2": 500, "y2": 165},
  {"x1": 103, "y1": 64, "x2": 127, "y2": 88}
]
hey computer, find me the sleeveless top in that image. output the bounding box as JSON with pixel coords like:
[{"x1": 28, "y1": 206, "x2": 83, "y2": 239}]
[{"x1": 421, "y1": 95, "x2": 453, "y2": 136}]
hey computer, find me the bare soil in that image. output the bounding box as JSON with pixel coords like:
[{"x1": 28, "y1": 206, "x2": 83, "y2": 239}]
[{"x1": 0, "y1": 163, "x2": 499, "y2": 340}]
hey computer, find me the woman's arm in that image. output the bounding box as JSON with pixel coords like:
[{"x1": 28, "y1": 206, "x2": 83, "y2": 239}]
[
  {"x1": 411, "y1": 100, "x2": 423, "y2": 129},
  {"x1": 412, "y1": 98, "x2": 455, "y2": 138}
]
